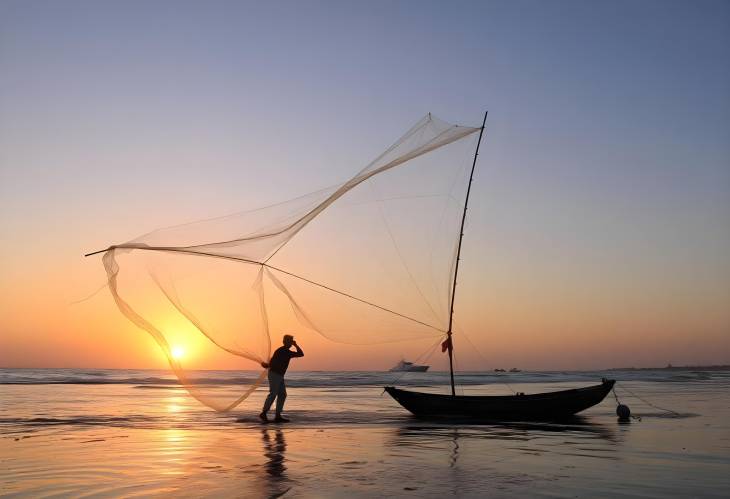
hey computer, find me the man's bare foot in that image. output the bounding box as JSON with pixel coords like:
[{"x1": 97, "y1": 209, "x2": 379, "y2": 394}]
[
  {"x1": 259, "y1": 412, "x2": 269, "y2": 423},
  {"x1": 273, "y1": 415, "x2": 290, "y2": 423}
]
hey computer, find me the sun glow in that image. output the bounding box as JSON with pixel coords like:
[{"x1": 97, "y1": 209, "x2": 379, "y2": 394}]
[{"x1": 171, "y1": 345, "x2": 185, "y2": 360}]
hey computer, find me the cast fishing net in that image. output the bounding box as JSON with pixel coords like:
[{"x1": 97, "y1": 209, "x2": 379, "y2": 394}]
[{"x1": 93, "y1": 114, "x2": 481, "y2": 411}]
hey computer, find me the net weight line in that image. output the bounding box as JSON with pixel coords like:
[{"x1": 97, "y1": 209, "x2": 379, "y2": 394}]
[{"x1": 85, "y1": 245, "x2": 446, "y2": 333}]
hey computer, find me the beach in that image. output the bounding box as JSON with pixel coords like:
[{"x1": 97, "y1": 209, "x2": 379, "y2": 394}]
[{"x1": 1, "y1": 369, "x2": 729, "y2": 498}]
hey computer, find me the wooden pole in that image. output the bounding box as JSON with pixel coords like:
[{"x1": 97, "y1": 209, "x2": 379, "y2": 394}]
[
  {"x1": 84, "y1": 248, "x2": 111, "y2": 257},
  {"x1": 446, "y1": 111, "x2": 488, "y2": 396}
]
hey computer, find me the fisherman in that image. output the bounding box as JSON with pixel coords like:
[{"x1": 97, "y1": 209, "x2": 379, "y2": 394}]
[{"x1": 259, "y1": 334, "x2": 304, "y2": 423}]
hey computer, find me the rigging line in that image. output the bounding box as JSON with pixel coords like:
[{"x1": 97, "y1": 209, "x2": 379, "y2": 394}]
[
  {"x1": 454, "y1": 322, "x2": 517, "y2": 394},
  {"x1": 68, "y1": 280, "x2": 109, "y2": 306},
  {"x1": 87, "y1": 124, "x2": 477, "y2": 261},
  {"x1": 387, "y1": 335, "x2": 444, "y2": 387},
  {"x1": 84, "y1": 193, "x2": 462, "y2": 257},
  {"x1": 259, "y1": 121, "x2": 432, "y2": 264},
  {"x1": 367, "y1": 181, "x2": 442, "y2": 325},
  {"x1": 452, "y1": 324, "x2": 515, "y2": 395},
  {"x1": 265, "y1": 264, "x2": 445, "y2": 332},
  {"x1": 453, "y1": 323, "x2": 487, "y2": 364},
  {"x1": 262, "y1": 124, "x2": 478, "y2": 265},
  {"x1": 84, "y1": 244, "x2": 444, "y2": 331},
  {"x1": 617, "y1": 384, "x2": 680, "y2": 416},
  {"x1": 427, "y1": 183, "x2": 470, "y2": 320},
  {"x1": 149, "y1": 270, "x2": 260, "y2": 361},
  {"x1": 354, "y1": 112, "x2": 433, "y2": 178},
  {"x1": 130, "y1": 183, "x2": 341, "y2": 242},
  {"x1": 134, "y1": 121, "x2": 434, "y2": 257},
  {"x1": 348, "y1": 192, "x2": 452, "y2": 207},
  {"x1": 453, "y1": 324, "x2": 490, "y2": 370},
  {"x1": 85, "y1": 245, "x2": 263, "y2": 264}
]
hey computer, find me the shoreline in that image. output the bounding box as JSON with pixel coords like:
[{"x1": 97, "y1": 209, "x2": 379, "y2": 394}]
[{"x1": 2, "y1": 365, "x2": 729, "y2": 372}]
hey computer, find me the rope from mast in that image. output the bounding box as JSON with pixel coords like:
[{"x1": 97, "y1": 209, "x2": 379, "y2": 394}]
[{"x1": 85, "y1": 244, "x2": 445, "y2": 333}]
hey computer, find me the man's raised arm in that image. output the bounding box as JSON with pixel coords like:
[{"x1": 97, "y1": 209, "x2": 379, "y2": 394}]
[{"x1": 292, "y1": 341, "x2": 304, "y2": 357}]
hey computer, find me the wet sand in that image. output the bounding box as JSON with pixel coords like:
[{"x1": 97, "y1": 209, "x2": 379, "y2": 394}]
[{"x1": 1, "y1": 371, "x2": 729, "y2": 497}]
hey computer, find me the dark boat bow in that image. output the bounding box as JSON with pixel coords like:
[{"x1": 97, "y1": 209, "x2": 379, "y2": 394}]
[{"x1": 385, "y1": 379, "x2": 615, "y2": 421}]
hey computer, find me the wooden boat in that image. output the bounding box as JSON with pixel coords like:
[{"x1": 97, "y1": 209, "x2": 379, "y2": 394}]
[
  {"x1": 385, "y1": 379, "x2": 615, "y2": 421},
  {"x1": 384, "y1": 111, "x2": 614, "y2": 420}
]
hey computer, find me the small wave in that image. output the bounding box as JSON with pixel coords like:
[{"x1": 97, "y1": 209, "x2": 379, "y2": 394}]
[
  {"x1": 0, "y1": 415, "x2": 156, "y2": 428},
  {"x1": 132, "y1": 384, "x2": 184, "y2": 390},
  {"x1": 2, "y1": 368, "x2": 729, "y2": 387}
]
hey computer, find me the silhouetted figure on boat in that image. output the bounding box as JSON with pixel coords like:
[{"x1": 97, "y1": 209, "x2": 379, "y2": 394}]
[{"x1": 259, "y1": 334, "x2": 303, "y2": 423}]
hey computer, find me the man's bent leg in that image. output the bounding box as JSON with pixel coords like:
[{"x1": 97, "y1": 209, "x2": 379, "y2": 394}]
[
  {"x1": 261, "y1": 371, "x2": 283, "y2": 415},
  {"x1": 274, "y1": 380, "x2": 287, "y2": 416}
]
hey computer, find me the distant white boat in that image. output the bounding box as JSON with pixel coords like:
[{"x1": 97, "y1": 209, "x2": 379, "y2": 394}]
[{"x1": 389, "y1": 360, "x2": 429, "y2": 372}]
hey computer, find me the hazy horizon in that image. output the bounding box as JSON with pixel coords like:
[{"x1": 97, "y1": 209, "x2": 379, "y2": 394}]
[{"x1": 3, "y1": 362, "x2": 729, "y2": 372}]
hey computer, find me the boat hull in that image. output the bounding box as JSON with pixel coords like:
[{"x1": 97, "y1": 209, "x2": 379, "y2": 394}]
[{"x1": 384, "y1": 379, "x2": 615, "y2": 421}]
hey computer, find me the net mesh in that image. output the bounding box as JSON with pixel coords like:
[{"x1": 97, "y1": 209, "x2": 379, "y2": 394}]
[{"x1": 97, "y1": 113, "x2": 481, "y2": 411}]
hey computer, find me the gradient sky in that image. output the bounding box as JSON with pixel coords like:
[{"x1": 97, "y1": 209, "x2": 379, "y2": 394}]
[{"x1": 1, "y1": 0, "x2": 728, "y2": 371}]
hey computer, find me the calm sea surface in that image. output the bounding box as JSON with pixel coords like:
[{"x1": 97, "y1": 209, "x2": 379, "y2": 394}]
[{"x1": 1, "y1": 368, "x2": 729, "y2": 497}]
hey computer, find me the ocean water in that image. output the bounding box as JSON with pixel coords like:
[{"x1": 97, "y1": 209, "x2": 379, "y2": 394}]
[{"x1": 1, "y1": 368, "x2": 729, "y2": 497}]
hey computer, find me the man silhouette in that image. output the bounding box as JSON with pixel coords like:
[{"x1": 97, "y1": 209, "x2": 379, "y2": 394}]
[{"x1": 259, "y1": 334, "x2": 304, "y2": 423}]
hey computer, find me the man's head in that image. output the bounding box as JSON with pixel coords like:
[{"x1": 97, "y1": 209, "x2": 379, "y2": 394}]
[{"x1": 283, "y1": 334, "x2": 294, "y2": 347}]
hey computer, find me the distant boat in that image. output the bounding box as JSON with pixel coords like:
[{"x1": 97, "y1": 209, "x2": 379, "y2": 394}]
[
  {"x1": 389, "y1": 360, "x2": 429, "y2": 372},
  {"x1": 494, "y1": 368, "x2": 505, "y2": 372},
  {"x1": 509, "y1": 368, "x2": 521, "y2": 373}
]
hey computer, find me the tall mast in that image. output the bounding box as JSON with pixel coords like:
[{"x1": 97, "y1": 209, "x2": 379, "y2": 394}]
[{"x1": 446, "y1": 111, "x2": 488, "y2": 396}]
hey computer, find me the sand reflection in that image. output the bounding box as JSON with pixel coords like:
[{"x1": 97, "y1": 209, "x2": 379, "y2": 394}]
[
  {"x1": 396, "y1": 416, "x2": 616, "y2": 439},
  {"x1": 449, "y1": 429, "x2": 460, "y2": 468},
  {"x1": 390, "y1": 417, "x2": 620, "y2": 460},
  {"x1": 261, "y1": 428, "x2": 291, "y2": 497}
]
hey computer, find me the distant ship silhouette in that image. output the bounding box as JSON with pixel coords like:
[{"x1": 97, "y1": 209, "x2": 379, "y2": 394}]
[{"x1": 389, "y1": 360, "x2": 429, "y2": 372}]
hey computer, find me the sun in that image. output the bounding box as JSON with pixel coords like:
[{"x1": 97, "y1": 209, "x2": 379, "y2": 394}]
[{"x1": 171, "y1": 345, "x2": 185, "y2": 360}]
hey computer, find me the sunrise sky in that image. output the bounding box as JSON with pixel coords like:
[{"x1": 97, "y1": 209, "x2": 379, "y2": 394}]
[{"x1": 1, "y1": 0, "x2": 728, "y2": 371}]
